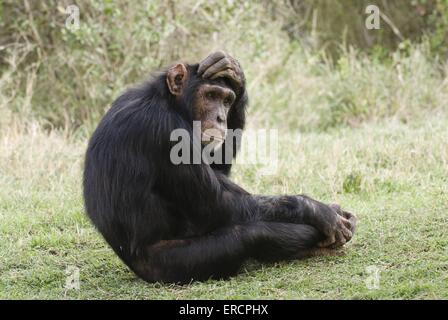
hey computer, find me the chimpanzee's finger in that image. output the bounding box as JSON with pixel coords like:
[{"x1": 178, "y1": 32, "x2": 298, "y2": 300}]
[
  {"x1": 329, "y1": 203, "x2": 341, "y2": 213},
  {"x1": 342, "y1": 211, "x2": 357, "y2": 233},
  {"x1": 340, "y1": 224, "x2": 352, "y2": 241},
  {"x1": 340, "y1": 216, "x2": 352, "y2": 230},
  {"x1": 330, "y1": 230, "x2": 347, "y2": 249},
  {"x1": 348, "y1": 215, "x2": 357, "y2": 233},
  {"x1": 210, "y1": 69, "x2": 233, "y2": 80},
  {"x1": 318, "y1": 234, "x2": 336, "y2": 248},
  {"x1": 202, "y1": 58, "x2": 232, "y2": 79},
  {"x1": 210, "y1": 69, "x2": 241, "y2": 87},
  {"x1": 197, "y1": 51, "x2": 226, "y2": 75},
  {"x1": 341, "y1": 210, "x2": 354, "y2": 220}
]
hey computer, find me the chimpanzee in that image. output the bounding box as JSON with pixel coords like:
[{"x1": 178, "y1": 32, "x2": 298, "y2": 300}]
[{"x1": 83, "y1": 51, "x2": 357, "y2": 284}]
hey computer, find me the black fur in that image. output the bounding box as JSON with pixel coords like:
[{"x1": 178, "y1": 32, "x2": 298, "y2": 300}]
[{"x1": 83, "y1": 63, "x2": 331, "y2": 284}]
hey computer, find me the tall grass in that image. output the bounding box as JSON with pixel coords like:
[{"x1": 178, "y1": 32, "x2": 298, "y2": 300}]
[
  {"x1": 0, "y1": 0, "x2": 447, "y2": 189},
  {"x1": 1, "y1": 0, "x2": 447, "y2": 134},
  {"x1": 1, "y1": 1, "x2": 448, "y2": 299}
]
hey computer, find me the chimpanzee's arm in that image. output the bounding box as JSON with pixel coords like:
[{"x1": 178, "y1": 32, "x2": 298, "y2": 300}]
[
  {"x1": 217, "y1": 173, "x2": 356, "y2": 248},
  {"x1": 198, "y1": 50, "x2": 246, "y2": 96},
  {"x1": 256, "y1": 195, "x2": 356, "y2": 247},
  {"x1": 197, "y1": 52, "x2": 356, "y2": 247}
]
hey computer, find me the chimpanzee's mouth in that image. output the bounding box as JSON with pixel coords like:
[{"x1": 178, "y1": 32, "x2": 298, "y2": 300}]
[
  {"x1": 202, "y1": 132, "x2": 226, "y2": 149},
  {"x1": 202, "y1": 134, "x2": 224, "y2": 143},
  {"x1": 202, "y1": 130, "x2": 227, "y2": 142}
]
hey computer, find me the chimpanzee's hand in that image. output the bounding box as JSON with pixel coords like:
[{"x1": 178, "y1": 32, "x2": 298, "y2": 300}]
[
  {"x1": 197, "y1": 51, "x2": 246, "y2": 94},
  {"x1": 315, "y1": 203, "x2": 357, "y2": 249}
]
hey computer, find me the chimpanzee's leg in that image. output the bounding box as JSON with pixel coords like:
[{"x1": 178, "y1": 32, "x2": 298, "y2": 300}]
[
  {"x1": 130, "y1": 222, "x2": 322, "y2": 284},
  {"x1": 253, "y1": 195, "x2": 357, "y2": 248}
]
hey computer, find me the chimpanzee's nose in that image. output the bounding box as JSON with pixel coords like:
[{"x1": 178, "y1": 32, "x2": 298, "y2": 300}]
[{"x1": 217, "y1": 113, "x2": 226, "y2": 123}]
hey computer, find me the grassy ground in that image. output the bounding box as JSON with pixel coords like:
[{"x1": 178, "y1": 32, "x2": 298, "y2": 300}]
[
  {"x1": 1, "y1": 1, "x2": 447, "y2": 300},
  {"x1": 1, "y1": 111, "x2": 447, "y2": 299}
]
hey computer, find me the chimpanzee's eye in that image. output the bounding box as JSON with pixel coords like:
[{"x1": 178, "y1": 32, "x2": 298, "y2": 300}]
[
  {"x1": 224, "y1": 97, "x2": 232, "y2": 106},
  {"x1": 206, "y1": 92, "x2": 214, "y2": 99}
]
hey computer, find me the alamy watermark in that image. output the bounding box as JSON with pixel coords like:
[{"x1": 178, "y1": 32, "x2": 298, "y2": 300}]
[
  {"x1": 365, "y1": 265, "x2": 381, "y2": 289},
  {"x1": 65, "y1": 5, "x2": 80, "y2": 31},
  {"x1": 365, "y1": 4, "x2": 380, "y2": 30},
  {"x1": 65, "y1": 266, "x2": 80, "y2": 290},
  {"x1": 170, "y1": 121, "x2": 278, "y2": 175}
]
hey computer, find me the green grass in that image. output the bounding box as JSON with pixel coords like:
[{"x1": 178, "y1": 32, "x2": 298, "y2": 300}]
[
  {"x1": 1, "y1": 112, "x2": 447, "y2": 299},
  {"x1": 1, "y1": 0, "x2": 447, "y2": 300}
]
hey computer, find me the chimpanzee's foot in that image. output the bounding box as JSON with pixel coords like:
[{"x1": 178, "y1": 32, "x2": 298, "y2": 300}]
[{"x1": 318, "y1": 204, "x2": 357, "y2": 249}]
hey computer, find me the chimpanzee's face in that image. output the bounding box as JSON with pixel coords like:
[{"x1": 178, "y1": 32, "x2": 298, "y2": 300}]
[
  {"x1": 193, "y1": 82, "x2": 235, "y2": 147},
  {"x1": 166, "y1": 63, "x2": 236, "y2": 148}
]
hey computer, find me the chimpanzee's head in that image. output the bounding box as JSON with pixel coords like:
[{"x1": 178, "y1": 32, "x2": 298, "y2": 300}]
[{"x1": 166, "y1": 63, "x2": 236, "y2": 148}]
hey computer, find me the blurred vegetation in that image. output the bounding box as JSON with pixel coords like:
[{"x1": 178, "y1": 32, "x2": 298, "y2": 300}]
[
  {"x1": 1, "y1": 1, "x2": 447, "y2": 299},
  {"x1": 0, "y1": 0, "x2": 447, "y2": 131},
  {"x1": 270, "y1": 0, "x2": 448, "y2": 58}
]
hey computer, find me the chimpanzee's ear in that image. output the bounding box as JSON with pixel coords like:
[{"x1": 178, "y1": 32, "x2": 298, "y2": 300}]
[{"x1": 166, "y1": 63, "x2": 188, "y2": 96}]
